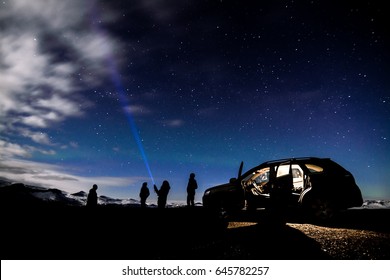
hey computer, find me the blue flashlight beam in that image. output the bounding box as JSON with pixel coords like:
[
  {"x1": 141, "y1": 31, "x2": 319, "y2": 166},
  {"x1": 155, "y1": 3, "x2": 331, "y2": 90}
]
[
  {"x1": 88, "y1": 4, "x2": 155, "y2": 185},
  {"x1": 107, "y1": 53, "x2": 155, "y2": 185}
]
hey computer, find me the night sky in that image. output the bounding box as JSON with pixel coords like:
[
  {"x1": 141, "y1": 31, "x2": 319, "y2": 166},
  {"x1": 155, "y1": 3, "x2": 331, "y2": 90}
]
[{"x1": 1, "y1": 0, "x2": 389, "y2": 203}]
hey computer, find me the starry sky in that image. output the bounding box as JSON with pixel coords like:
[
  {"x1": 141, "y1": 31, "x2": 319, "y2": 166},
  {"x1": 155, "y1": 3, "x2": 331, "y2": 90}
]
[{"x1": 1, "y1": 0, "x2": 389, "y2": 203}]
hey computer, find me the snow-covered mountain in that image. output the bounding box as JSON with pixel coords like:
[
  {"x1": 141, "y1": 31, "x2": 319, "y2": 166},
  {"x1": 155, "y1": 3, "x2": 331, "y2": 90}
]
[
  {"x1": 361, "y1": 200, "x2": 390, "y2": 209},
  {"x1": 0, "y1": 180, "x2": 388, "y2": 209},
  {"x1": 0, "y1": 181, "x2": 187, "y2": 208}
]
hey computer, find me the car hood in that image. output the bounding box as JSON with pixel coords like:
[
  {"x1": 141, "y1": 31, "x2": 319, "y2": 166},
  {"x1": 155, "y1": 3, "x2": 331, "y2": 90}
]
[{"x1": 204, "y1": 181, "x2": 238, "y2": 194}]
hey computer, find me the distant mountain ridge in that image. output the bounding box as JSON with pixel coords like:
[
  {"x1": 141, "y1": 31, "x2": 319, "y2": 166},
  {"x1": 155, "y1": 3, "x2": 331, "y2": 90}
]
[
  {"x1": 0, "y1": 181, "x2": 186, "y2": 208},
  {"x1": 0, "y1": 180, "x2": 388, "y2": 209},
  {"x1": 361, "y1": 200, "x2": 390, "y2": 209}
]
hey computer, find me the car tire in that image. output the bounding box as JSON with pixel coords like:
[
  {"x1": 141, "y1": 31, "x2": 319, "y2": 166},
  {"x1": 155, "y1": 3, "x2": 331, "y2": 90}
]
[
  {"x1": 203, "y1": 204, "x2": 229, "y2": 231},
  {"x1": 302, "y1": 196, "x2": 338, "y2": 223}
]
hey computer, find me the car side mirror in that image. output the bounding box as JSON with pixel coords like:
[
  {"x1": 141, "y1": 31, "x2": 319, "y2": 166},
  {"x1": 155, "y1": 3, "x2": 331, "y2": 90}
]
[{"x1": 229, "y1": 178, "x2": 236, "y2": 183}]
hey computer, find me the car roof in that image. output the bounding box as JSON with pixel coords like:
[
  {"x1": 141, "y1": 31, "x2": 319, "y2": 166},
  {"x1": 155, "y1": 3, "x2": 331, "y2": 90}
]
[
  {"x1": 241, "y1": 157, "x2": 334, "y2": 177},
  {"x1": 262, "y1": 157, "x2": 331, "y2": 165}
]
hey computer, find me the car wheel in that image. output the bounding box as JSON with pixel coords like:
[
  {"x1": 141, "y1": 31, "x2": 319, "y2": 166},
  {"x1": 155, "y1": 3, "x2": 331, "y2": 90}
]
[
  {"x1": 303, "y1": 197, "x2": 338, "y2": 222},
  {"x1": 212, "y1": 206, "x2": 229, "y2": 230},
  {"x1": 204, "y1": 203, "x2": 229, "y2": 231}
]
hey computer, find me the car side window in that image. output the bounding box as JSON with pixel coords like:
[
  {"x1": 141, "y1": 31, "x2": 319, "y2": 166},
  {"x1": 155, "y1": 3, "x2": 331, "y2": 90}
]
[
  {"x1": 276, "y1": 164, "x2": 290, "y2": 178},
  {"x1": 275, "y1": 163, "x2": 305, "y2": 193},
  {"x1": 305, "y1": 164, "x2": 324, "y2": 173}
]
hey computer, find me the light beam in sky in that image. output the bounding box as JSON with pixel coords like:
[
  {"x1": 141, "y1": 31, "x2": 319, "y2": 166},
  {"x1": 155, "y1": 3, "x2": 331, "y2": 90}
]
[
  {"x1": 108, "y1": 57, "x2": 155, "y2": 186},
  {"x1": 89, "y1": 4, "x2": 155, "y2": 185}
]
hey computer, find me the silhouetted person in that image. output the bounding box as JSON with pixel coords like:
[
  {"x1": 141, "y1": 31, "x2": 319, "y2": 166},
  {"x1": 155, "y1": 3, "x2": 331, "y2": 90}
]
[
  {"x1": 268, "y1": 175, "x2": 293, "y2": 226},
  {"x1": 154, "y1": 180, "x2": 170, "y2": 208},
  {"x1": 186, "y1": 173, "x2": 198, "y2": 207},
  {"x1": 86, "y1": 184, "x2": 98, "y2": 207},
  {"x1": 139, "y1": 182, "x2": 150, "y2": 208}
]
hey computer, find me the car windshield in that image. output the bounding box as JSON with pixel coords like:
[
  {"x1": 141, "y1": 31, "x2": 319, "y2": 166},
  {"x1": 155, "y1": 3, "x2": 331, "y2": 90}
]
[
  {"x1": 242, "y1": 167, "x2": 269, "y2": 185},
  {"x1": 244, "y1": 168, "x2": 269, "y2": 182},
  {"x1": 255, "y1": 169, "x2": 269, "y2": 183}
]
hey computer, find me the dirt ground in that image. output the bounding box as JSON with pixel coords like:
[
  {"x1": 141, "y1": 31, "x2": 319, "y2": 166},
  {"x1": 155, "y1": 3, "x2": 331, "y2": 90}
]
[{"x1": 227, "y1": 221, "x2": 390, "y2": 259}]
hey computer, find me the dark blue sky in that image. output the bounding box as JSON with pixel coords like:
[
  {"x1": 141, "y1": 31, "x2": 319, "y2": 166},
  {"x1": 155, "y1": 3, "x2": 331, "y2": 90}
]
[{"x1": 1, "y1": 0, "x2": 389, "y2": 202}]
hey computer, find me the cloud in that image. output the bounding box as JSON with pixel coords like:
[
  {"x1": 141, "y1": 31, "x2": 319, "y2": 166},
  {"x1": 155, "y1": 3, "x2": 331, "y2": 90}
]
[
  {"x1": 0, "y1": 140, "x2": 31, "y2": 159},
  {"x1": 0, "y1": 157, "x2": 146, "y2": 195},
  {"x1": 0, "y1": 139, "x2": 56, "y2": 159},
  {"x1": 36, "y1": 95, "x2": 83, "y2": 118},
  {"x1": 124, "y1": 105, "x2": 152, "y2": 116},
  {"x1": 162, "y1": 119, "x2": 185, "y2": 128},
  {"x1": 18, "y1": 129, "x2": 52, "y2": 145},
  {"x1": 20, "y1": 115, "x2": 48, "y2": 128},
  {"x1": 0, "y1": 0, "x2": 119, "y2": 146}
]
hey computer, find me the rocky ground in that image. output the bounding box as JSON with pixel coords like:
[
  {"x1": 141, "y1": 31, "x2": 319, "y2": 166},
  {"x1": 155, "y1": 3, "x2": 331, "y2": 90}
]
[
  {"x1": 227, "y1": 221, "x2": 390, "y2": 260},
  {"x1": 288, "y1": 223, "x2": 390, "y2": 259},
  {"x1": 220, "y1": 207, "x2": 390, "y2": 260}
]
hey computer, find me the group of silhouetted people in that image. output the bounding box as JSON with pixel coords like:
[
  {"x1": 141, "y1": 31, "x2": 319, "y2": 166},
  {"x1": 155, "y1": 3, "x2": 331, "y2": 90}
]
[
  {"x1": 137, "y1": 181, "x2": 171, "y2": 208},
  {"x1": 86, "y1": 173, "x2": 198, "y2": 209}
]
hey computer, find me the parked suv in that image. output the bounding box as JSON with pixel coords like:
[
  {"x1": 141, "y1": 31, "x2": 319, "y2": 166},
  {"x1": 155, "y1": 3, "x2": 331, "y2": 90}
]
[{"x1": 202, "y1": 157, "x2": 363, "y2": 220}]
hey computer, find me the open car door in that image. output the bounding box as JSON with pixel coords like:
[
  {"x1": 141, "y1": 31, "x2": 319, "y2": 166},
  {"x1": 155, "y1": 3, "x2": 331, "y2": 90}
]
[{"x1": 238, "y1": 161, "x2": 244, "y2": 179}]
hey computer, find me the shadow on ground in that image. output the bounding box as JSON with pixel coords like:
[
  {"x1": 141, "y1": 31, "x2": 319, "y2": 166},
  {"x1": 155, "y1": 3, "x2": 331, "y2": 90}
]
[{"x1": 2, "y1": 205, "x2": 332, "y2": 260}]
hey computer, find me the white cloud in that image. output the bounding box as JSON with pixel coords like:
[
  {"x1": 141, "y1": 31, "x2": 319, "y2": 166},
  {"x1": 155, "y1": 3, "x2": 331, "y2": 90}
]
[
  {"x1": 3, "y1": 0, "x2": 87, "y2": 31},
  {"x1": 7, "y1": 93, "x2": 83, "y2": 130},
  {"x1": 74, "y1": 32, "x2": 117, "y2": 63},
  {"x1": 19, "y1": 129, "x2": 52, "y2": 145},
  {"x1": 36, "y1": 95, "x2": 82, "y2": 117},
  {"x1": 0, "y1": 92, "x2": 18, "y2": 118},
  {"x1": 0, "y1": 139, "x2": 56, "y2": 159},
  {"x1": 20, "y1": 115, "x2": 48, "y2": 128},
  {"x1": 162, "y1": 119, "x2": 185, "y2": 128},
  {"x1": 0, "y1": 157, "x2": 145, "y2": 196},
  {"x1": 0, "y1": 140, "x2": 31, "y2": 159},
  {"x1": 0, "y1": 0, "x2": 118, "y2": 148},
  {"x1": 1, "y1": 34, "x2": 49, "y2": 85},
  {"x1": 124, "y1": 105, "x2": 152, "y2": 116}
]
